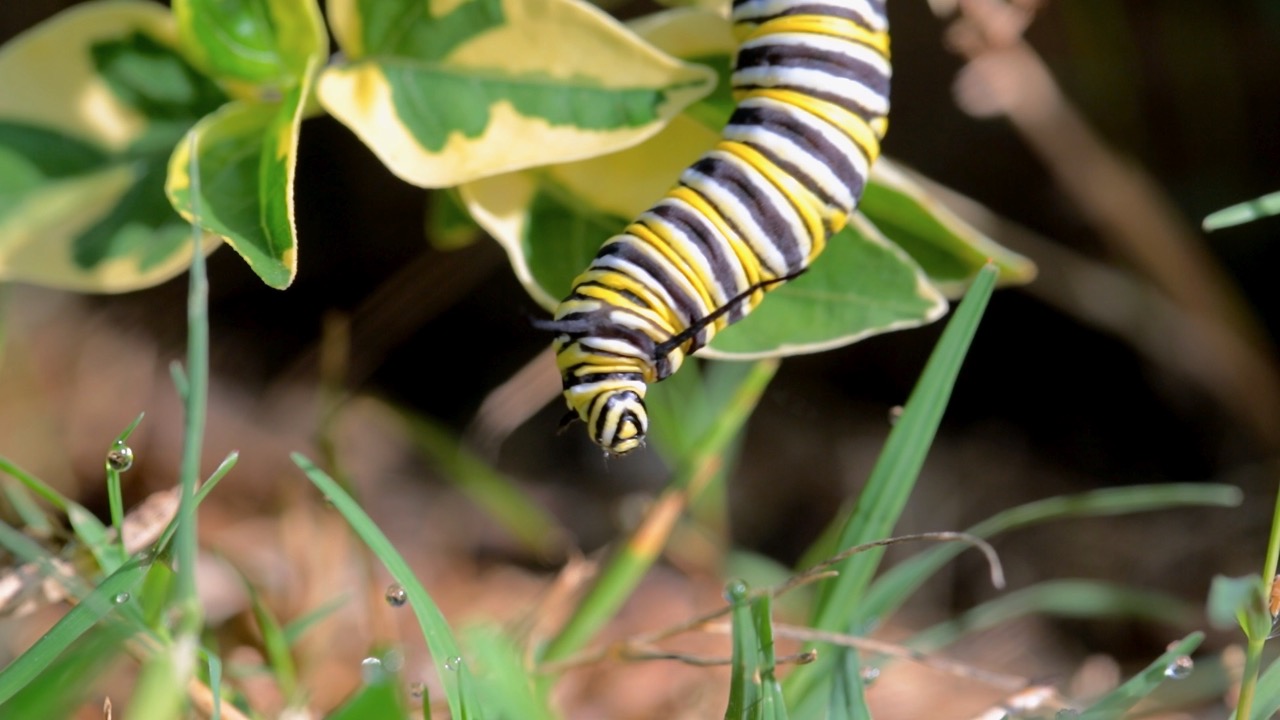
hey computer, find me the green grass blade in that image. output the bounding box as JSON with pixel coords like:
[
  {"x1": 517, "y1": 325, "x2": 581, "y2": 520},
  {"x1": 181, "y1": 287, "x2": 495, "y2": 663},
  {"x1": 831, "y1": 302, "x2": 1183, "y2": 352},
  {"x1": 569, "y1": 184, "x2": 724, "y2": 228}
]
[
  {"x1": 856, "y1": 483, "x2": 1240, "y2": 629},
  {"x1": 0, "y1": 620, "x2": 132, "y2": 719},
  {"x1": 725, "y1": 580, "x2": 759, "y2": 720},
  {"x1": 400, "y1": 409, "x2": 565, "y2": 558},
  {"x1": 1234, "y1": 653, "x2": 1280, "y2": 720},
  {"x1": 464, "y1": 625, "x2": 558, "y2": 720},
  {"x1": 328, "y1": 674, "x2": 406, "y2": 720},
  {"x1": 0, "y1": 456, "x2": 70, "y2": 512},
  {"x1": 246, "y1": 577, "x2": 298, "y2": 701},
  {"x1": 1, "y1": 474, "x2": 53, "y2": 536},
  {"x1": 539, "y1": 361, "x2": 777, "y2": 667},
  {"x1": 827, "y1": 649, "x2": 871, "y2": 720},
  {"x1": 293, "y1": 453, "x2": 481, "y2": 719},
  {"x1": 1203, "y1": 190, "x2": 1280, "y2": 231},
  {"x1": 1078, "y1": 632, "x2": 1203, "y2": 719},
  {"x1": 0, "y1": 555, "x2": 149, "y2": 705},
  {"x1": 284, "y1": 595, "x2": 349, "y2": 646},
  {"x1": 785, "y1": 264, "x2": 998, "y2": 705},
  {"x1": 203, "y1": 649, "x2": 225, "y2": 720},
  {"x1": 105, "y1": 413, "x2": 145, "y2": 568},
  {"x1": 154, "y1": 451, "x2": 239, "y2": 556},
  {"x1": 753, "y1": 595, "x2": 789, "y2": 720},
  {"x1": 909, "y1": 579, "x2": 1197, "y2": 651}
]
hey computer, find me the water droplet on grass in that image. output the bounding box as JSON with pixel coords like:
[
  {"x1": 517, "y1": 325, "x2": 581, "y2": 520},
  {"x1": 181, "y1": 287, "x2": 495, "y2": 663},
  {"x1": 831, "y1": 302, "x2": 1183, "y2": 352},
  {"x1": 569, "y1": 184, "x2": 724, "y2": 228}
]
[
  {"x1": 385, "y1": 583, "x2": 407, "y2": 607},
  {"x1": 106, "y1": 442, "x2": 134, "y2": 472},
  {"x1": 1164, "y1": 655, "x2": 1193, "y2": 679}
]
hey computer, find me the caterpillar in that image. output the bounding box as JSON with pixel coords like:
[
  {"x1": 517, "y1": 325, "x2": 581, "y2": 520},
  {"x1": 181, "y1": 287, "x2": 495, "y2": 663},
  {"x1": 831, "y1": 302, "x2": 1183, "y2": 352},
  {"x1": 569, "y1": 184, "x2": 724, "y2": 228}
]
[{"x1": 540, "y1": 0, "x2": 891, "y2": 455}]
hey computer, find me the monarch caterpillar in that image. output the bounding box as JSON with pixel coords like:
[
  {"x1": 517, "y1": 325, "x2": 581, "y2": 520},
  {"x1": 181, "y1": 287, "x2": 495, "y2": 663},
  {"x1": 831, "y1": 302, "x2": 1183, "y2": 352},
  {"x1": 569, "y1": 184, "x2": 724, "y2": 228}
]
[{"x1": 540, "y1": 0, "x2": 891, "y2": 455}]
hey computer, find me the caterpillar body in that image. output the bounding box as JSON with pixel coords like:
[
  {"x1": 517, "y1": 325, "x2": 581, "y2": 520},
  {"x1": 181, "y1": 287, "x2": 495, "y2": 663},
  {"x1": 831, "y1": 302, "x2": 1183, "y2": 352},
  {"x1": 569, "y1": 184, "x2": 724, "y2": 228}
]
[{"x1": 542, "y1": 0, "x2": 891, "y2": 455}]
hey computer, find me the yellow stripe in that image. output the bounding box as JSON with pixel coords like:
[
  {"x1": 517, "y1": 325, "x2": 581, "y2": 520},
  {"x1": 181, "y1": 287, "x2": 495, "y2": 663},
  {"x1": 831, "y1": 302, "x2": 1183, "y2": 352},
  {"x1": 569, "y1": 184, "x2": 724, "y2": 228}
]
[
  {"x1": 717, "y1": 140, "x2": 827, "y2": 261},
  {"x1": 627, "y1": 219, "x2": 720, "y2": 315},
  {"x1": 747, "y1": 87, "x2": 882, "y2": 164},
  {"x1": 741, "y1": 16, "x2": 889, "y2": 56},
  {"x1": 668, "y1": 186, "x2": 765, "y2": 286},
  {"x1": 667, "y1": 186, "x2": 770, "y2": 320}
]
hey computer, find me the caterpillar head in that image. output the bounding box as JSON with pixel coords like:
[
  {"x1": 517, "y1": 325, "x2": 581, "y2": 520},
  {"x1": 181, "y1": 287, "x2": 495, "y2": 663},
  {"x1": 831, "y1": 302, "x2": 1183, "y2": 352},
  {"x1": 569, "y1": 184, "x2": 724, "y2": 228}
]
[
  {"x1": 564, "y1": 384, "x2": 649, "y2": 457},
  {"x1": 592, "y1": 389, "x2": 649, "y2": 456}
]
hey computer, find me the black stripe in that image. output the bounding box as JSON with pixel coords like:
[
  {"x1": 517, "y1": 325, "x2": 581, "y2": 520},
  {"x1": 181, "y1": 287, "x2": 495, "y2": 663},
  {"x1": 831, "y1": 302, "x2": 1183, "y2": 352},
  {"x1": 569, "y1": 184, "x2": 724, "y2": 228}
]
[
  {"x1": 683, "y1": 155, "x2": 805, "y2": 273},
  {"x1": 734, "y1": 43, "x2": 889, "y2": 102},
  {"x1": 727, "y1": 104, "x2": 864, "y2": 209},
  {"x1": 597, "y1": 241, "x2": 704, "y2": 331},
  {"x1": 644, "y1": 204, "x2": 744, "y2": 310}
]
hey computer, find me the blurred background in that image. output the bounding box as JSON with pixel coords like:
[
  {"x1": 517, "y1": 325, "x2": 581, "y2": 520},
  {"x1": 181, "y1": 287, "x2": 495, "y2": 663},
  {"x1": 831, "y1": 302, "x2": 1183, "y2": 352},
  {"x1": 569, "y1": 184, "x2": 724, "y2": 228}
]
[{"x1": 1, "y1": 1, "x2": 1279, "y2": 717}]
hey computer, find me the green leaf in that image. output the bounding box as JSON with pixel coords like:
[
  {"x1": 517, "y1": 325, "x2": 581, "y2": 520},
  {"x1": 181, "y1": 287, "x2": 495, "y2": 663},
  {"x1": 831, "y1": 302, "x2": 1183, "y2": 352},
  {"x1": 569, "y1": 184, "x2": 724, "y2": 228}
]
[
  {"x1": 1203, "y1": 190, "x2": 1280, "y2": 231},
  {"x1": 292, "y1": 454, "x2": 481, "y2": 719},
  {"x1": 861, "y1": 158, "x2": 1037, "y2": 296},
  {"x1": 318, "y1": 0, "x2": 716, "y2": 186},
  {"x1": 1078, "y1": 632, "x2": 1203, "y2": 719},
  {"x1": 174, "y1": 0, "x2": 327, "y2": 86},
  {"x1": 167, "y1": 59, "x2": 316, "y2": 288},
  {"x1": 0, "y1": 2, "x2": 227, "y2": 292},
  {"x1": 1208, "y1": 574, "x2": 1271, "y2": 641},
  {"x1": 704, "y1": 216, "x2": 947, "y2": 358},
  {"x1": 784, "y1": 265, "x2": 998, "y2": 707}
]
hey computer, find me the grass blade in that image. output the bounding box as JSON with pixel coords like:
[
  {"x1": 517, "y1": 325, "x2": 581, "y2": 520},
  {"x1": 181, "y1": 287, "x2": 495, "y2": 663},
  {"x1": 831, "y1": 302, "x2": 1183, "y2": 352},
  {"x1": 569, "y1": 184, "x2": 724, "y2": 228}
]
[
  {"x1": 909, "y1": 579, "x2": 1198, "y2": 651},
  {"x1": 540, "y1": 360, "x2": 778, "y2": 664},
  {"x1": 400, "y1": 409, "x2": 565, "y2": 558},
  {"x1": 1234, "y1": 653, "x2": 1280, "y2": 720},
  {"x1": 292, "y1": 453, "x2": 481, "y2": 719},
  {"x1": 0, "y1": 555, "x2": 149, "y2": 706},
  {"x1": 725, "y1": 580, "x2": 760, "y2": 720},
  {"x1": 464, "y1": 625, "x2": 557, "y2": 720},
  {"x1": 1078, "y1": 632, "x2": 1203, "y2": 719},
  {"x1": 856, "y1": 483, "x2": 1240, "y2": 629},
  {"x1": 786, "y1": 264, "x2": 998, "y2": 706},
  {"x1": 1203, "y1": 190, "x2": 1280, "y2": 231},
  {"x1": 827, "y1": 649, "x2": 872, "y2": 720}
]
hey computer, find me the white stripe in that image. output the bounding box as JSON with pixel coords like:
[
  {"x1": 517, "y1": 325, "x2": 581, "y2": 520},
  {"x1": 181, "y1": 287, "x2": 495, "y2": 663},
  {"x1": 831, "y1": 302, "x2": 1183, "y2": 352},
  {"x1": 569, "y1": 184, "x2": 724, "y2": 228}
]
[
  {"x1": 682, "y1": 149, "x2": 813, "y2": 275},
  {"x1": 723, "y1": 121, "x2": 854, "y2": 213},
  {"x1": 736, "y1": 32, "x2": 891, "y2": 77},
  {"x1": 735, "y1": 96, "x2": 870, "y2": 193},
  {"x1": 732, "y1": 66, "x2": 889, "y2": 116}
]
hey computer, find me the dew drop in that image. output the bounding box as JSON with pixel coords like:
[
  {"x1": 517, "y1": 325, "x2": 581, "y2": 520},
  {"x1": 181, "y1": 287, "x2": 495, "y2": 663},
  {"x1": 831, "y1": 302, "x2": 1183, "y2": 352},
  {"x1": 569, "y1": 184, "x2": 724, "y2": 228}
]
[
  {"x1": 444, "y1": 656, "x2": 463, "y2": 672},
  {"x1": 385, "y1": 583, "x2": 407, "y2": 607},
  {"x1": 106, "y1": 442, "x2": 134, "y2": 472},
  {"x1": 361, "y1": 656, "x2": 385, "y2": 683},
  {"x1": 888, "y1": 405, "x2": 904, "y2": 426},
  {"x1": 1164, "y1": 654, "x2": 1193, "y2": 679},
  {"x1": 860, "y1": 666, "x2": 880, "y2": 685},
  {"x1": 409, "y1": 682, "x2": 426, "y2": 700},
  {"x1": 722, "y1": 579, "x2": 749, "y2": 603},
  {"x1": 112, "y1": 592, "x2": 130, "y2": 605}
]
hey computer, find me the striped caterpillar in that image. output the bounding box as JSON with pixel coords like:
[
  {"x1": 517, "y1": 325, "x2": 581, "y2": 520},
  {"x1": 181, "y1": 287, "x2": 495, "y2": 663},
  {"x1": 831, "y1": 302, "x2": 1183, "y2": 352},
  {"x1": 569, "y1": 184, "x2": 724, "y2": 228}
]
[{"x1": 541, "y1": 0, "x2": 890, "y2": 455}]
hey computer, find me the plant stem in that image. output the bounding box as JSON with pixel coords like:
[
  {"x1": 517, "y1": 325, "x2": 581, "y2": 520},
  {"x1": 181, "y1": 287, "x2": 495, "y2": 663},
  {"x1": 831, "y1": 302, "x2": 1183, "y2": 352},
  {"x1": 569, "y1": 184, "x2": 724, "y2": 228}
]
[{"x1": 1236, "y1": 468, "x2": 1280, "y2": 720}]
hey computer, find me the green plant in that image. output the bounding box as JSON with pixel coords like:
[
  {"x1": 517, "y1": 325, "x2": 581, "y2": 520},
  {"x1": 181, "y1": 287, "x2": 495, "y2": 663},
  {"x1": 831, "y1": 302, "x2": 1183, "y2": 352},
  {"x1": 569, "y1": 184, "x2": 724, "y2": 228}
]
[{"x1": 0, "y1": 1, "x2": 1259, "y2": 718}]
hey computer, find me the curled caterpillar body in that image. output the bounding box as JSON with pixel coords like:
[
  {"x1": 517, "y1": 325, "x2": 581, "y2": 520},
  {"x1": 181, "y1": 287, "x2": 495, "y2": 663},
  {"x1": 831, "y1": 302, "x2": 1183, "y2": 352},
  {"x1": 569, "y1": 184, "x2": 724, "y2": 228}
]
[{"x1": 544, "y1": 0, "x2": 891, "y2": 456}]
